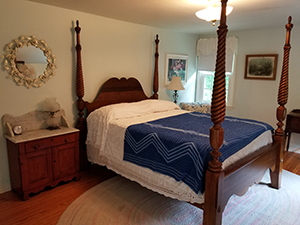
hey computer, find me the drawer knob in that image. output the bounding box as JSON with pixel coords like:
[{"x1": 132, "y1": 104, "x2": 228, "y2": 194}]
[
  {"x1": 34, "y1": 145, "x2": 40, "y2": 149},
  {"x1": 65, "y1": 138, "x2": 69, "y2": 143}
]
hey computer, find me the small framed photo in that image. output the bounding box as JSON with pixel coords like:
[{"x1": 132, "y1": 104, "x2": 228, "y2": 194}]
[
  {"x1": 165, "y1": 54, "x2": 188, "y2": 85},
  {"x1": 244, "y1": 54, "x2": 278, "y2": 80}
]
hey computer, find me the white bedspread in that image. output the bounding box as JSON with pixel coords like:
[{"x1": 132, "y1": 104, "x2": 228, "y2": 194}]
[{"x1": 86, "y1": 100, "x2": 272, "y2": 204}]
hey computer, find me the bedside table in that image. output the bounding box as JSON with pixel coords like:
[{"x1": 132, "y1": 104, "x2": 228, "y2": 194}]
[
  {"x1": 285, "y1": 109, "x2": 300, "y2": 151},
  {"x1": 3, "y1": 110, "x2": 80, "y2": 200}
]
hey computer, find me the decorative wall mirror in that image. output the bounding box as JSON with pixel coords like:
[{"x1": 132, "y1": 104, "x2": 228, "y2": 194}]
[{"x1": 2, "y1": 35, "x2": 56, "y2": 88}]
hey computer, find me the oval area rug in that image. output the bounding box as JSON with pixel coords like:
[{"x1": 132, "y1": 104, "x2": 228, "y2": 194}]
[{"x1": 57, "y1": 170, "x2": 300, "y2": 225}]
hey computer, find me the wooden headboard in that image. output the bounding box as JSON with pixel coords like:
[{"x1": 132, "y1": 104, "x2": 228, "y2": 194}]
[{"x1": 85, "y1": 77, "x2": 154, "y2": 114}]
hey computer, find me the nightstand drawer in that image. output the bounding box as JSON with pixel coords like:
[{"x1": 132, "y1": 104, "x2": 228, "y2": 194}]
[
  {"x1": 25, "y1": 133, "x2": 77, "y2": 153},
  {"x1": 286, "y1": 115, "x2": 300, "y2": 133}
]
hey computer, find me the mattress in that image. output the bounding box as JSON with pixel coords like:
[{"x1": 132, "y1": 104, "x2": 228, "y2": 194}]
[{"x1": 86, "y1": 100, "x2": 272, "y2": 204}]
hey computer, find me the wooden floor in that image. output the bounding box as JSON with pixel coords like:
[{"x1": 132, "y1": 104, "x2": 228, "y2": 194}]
[
  {"x1": 0, "y1": 151, "x2": 299, "y2": 225},
  {"x1": 0, "y1": 166, "x2": 116, "y2": 225}
]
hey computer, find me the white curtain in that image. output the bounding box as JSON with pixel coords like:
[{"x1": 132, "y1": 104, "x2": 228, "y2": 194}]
[{"x1": 196, "y1": 36, "x2": 238, "y2": 72}]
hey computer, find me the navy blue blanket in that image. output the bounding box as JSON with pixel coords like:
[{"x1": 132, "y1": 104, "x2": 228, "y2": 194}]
[{"x1": 123, "y1": 112, "x2": 273, "y2": 194}]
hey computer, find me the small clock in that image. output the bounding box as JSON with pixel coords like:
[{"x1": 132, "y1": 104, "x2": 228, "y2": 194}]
[{"x1": 13, "y1": 125, "x2": 23, "y2": 135}]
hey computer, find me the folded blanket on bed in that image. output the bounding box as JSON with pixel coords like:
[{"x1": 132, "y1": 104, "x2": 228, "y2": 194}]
[{"x1": 123, "y1": 112, "x2": 273, "y2": 194}]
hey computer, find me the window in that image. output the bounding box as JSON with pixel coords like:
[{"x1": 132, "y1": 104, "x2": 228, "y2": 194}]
[
  {"x1": 195, "y1": 37, "x2": 238, "y2": 108},
  {"x1": 196, "y1": 70, "x2": 233, "y2": 107}
]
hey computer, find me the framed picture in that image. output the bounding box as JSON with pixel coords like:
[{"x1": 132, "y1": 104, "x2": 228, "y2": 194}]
[
  {"x1": 165, "y1": 54, "x2": 188, "y2": 85},
  {"x1": 244, "y1": 54, "x2": 278, "y2": 80}
]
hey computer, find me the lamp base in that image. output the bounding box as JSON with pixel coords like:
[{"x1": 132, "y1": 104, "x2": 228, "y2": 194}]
[
  {"x1": 173, "y1": 90, "x2": 179, "y2": 104},
  {"x1": 46, "y1": 114, "x2": 60, "y2": 130},
  {"x1": 47, "y1": 126, "x2": 60, "y2": 130}
]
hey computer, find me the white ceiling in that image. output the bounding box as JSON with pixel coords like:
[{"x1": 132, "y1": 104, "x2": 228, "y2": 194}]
[{"x1": 27, "y1": 0, "x2": 299, "y2": 34}]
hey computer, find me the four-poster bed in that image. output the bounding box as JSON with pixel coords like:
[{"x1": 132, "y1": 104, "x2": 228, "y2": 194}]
[{"x1": 74, "y1": 0, "x2": 293, "y2": 224}]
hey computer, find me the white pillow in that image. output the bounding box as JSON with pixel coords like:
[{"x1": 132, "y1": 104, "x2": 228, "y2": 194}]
[{"x1": 94, "y1": 99, "x2": 180, "y2": 121}]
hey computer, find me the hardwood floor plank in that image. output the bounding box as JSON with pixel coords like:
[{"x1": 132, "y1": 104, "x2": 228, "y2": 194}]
[{"x1": 283, "y1": 151, "x2": 300, "y2": 176}]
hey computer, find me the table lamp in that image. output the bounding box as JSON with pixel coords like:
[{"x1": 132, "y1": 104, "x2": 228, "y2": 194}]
[
  {"x1": 43, "y1": 98, "x2": 61, "y2": 130},
  {"x1": 167, "y1": 76, "x2": 185, "y2": 103}
]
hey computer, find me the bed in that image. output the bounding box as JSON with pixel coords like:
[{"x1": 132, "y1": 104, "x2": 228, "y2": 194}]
[{"x1": 73, "y1": 1, "x2": 293, "y2": 224}]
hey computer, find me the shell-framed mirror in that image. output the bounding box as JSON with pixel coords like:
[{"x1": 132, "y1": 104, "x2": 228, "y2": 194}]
[{"x1": 2, "y1": 35, "x2": 56, "y2": 88}]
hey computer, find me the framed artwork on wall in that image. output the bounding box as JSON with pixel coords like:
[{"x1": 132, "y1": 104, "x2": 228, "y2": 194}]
[
  {"x1": 165, "y1": 54, "x2": 188, "y2": 85},
  {"x1": 244, "y1": 54, "x2": 278, "y2": 80}
]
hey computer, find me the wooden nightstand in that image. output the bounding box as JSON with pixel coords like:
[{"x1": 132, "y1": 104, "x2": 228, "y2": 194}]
[
  {"x1": 3, "y1": 110, "x2": 80, "y2": 200},
  {"x1": 285, "y1": 109, "x2": 300, "y2": 151}
]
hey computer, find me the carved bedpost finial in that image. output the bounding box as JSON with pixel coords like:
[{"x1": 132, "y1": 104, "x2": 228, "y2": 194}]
[
  {"x1": 152, "y1": 34, "x2": 159, "y2": 99},
  {"x1": 208, "y1": 0, "x2": 228, "y2": 173},
  {"x1": 285, "y1": 16, "x2": 293, "y2": 45},
  {"x1": 75, "y1": 20, "x2": 81, "y2": 43}
]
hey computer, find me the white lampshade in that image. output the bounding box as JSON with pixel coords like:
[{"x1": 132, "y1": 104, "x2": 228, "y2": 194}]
[
  {"x1": 195, "y1": 5, "x2": 233, "y2": 23},
  {"x1": 43, "y1": 98, "x2": 61, "y2": 130},
  {"x1": 43, "y1": 98, "x2": 60, "y2": 113},
  {"x1": 167, "y1": 76, "x2": 185, "y2": 91}
]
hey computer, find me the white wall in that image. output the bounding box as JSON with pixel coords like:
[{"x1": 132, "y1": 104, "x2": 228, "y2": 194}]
[{"x1": 0, "y1": 0, "x2": 198, "y2": 193}]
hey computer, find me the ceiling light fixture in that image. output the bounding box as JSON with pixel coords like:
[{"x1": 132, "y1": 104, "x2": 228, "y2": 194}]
[{"x1": 195, "y1": 1, "x2": 233, "y2": 26}]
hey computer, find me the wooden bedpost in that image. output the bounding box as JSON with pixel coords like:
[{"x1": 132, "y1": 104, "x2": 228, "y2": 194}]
[
  {"x1": 270, "y1": 16, "x2": 293, "y2": 188},
  {"x1": 203, "y1": 0, "x2": 228, "y2": 224},
  {"x1": 75, "y1": 20, "x2": 89, "y2": 170},
  {"x1": 75, "y1": 20, "x2": 85, "y2": 131},
  {"x1": 152, "y1": 34, "x2": 159, "y2": 99}
]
